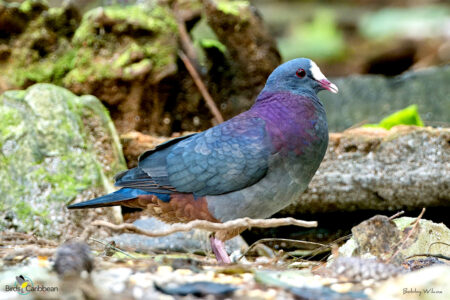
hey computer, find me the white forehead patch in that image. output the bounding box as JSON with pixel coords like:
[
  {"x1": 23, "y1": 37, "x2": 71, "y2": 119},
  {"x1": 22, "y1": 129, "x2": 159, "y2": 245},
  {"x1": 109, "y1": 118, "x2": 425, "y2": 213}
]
[{"x1": 309, "y1": 61, "x2": 327, "y2": 81}]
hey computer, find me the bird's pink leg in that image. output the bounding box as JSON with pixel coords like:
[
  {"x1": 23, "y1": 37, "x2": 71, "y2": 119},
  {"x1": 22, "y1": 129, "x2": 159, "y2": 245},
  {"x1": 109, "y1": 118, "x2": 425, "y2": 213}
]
[{"x1": 210, "y1": 236, "x2": 231, "y2": 264}]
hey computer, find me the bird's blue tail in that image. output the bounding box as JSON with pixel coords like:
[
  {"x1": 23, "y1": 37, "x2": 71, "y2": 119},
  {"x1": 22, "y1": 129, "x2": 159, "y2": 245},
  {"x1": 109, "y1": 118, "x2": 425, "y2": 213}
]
[{"x1": 67, "y1": 188, "x2": 170, "y2": 209}]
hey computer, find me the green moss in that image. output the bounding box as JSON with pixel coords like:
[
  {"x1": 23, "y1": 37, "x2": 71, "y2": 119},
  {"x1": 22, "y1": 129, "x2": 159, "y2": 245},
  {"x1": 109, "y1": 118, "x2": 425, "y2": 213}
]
[
  {"x1": 63, "y1": 62, "x2": 115, "y2": 84},
  {"x1": 53, "y1": 50, "x2": 77, "y2": 80},
  {"x1": 0, "y1": 107, "x2": 23, "y2": 139},
  {"x1": 62, "y1": 48, "x2": 96, "y2": 84},
  {"x1": 104, "y1": 5, "x2": 177, "y2": 33},
  {"x1": 73, "y1": 5, "x2": 177, "y2": 45},
  {"x1": 113, "y1": 43, "x2": 145, "y2": 68},
  {"x1": 3, "y1": 0, "x2": 78, "y2": 87},
  {"x1": 123, "y1": 59, "x2": 152, "y2": 80},
  {"x1": 11, "y1": 49, "x2": 76, "y2": 86},
  {"x1": 63, "y1": 48, "x2": 116, "y2": 84},
  {"x1": 71, "y1": 10, "x2": 97, "y2": 46},
  {"x1": 15, "y1": 201, "x2": 49, "y2": 222},
  {"x1": 19, "y1": 0, "x2": 33, "y2": 14},
  {"x1": 200, "y1": 38, "x2": 226, "y2": 53},
  {"x1": 2, "y1": 3, "x2": 178, "y2": 88},
  {"x1": 18, "y1": 0, "x2": 48, "y2": 15},
  {"x1": 364, "y1": 105, "x2": 424, "y2": 129},
  {"x1": 146, "y1": 42, "x2": 177, "y2": 69},
  {"x1": 34, "y1": 154, "x2": 101, "y2": 199},
  {"x1": 217, "y1": 0, "x2": 249, "y2": 16},
  {"x1": 63, "y1": 4, "x2": 178, "y2": 84}
]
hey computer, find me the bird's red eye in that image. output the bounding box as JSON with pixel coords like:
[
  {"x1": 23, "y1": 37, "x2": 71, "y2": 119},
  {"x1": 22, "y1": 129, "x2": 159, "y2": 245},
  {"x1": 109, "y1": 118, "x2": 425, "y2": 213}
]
[{"x1": 296, "y1": 68, "x2": 306, "y2": 78}]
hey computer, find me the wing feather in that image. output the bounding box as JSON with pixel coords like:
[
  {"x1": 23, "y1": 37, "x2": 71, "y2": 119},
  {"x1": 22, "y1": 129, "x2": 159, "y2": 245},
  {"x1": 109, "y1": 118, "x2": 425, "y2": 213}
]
[{"x1": 115, "y1": 114, "x2": 272, "y2": 196}]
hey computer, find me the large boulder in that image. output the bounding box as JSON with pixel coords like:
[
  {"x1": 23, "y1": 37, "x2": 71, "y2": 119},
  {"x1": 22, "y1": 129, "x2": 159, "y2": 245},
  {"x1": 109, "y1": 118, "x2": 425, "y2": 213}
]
[
  {"x1": 0, "y1": 84, "x2": 126, "y2": 238},
  {"x1": 280, "y1": 126, "x2": 450, "y2": 215}
]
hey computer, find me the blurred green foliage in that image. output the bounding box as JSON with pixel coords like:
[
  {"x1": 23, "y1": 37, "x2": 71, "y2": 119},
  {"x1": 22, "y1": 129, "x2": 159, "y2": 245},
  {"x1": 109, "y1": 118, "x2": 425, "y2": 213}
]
[
  {"x1": 278, "y1": 9, "x2": 345, "y2": 61},
  {"x1": 364, "y1": 105, "x2": 424, "y2": 129},
  {"x1": 360, "y1": 5, "x2": 449, "y2": 39},
  {"x1": 200, "y1": 38, "x2": 227, "y2": 53}
]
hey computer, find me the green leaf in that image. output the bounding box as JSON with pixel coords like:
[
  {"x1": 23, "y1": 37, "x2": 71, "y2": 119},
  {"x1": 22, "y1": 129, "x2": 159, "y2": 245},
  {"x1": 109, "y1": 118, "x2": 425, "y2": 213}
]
[{"x1": 364, "y1": 105, "x2": 424, "y2": 129}]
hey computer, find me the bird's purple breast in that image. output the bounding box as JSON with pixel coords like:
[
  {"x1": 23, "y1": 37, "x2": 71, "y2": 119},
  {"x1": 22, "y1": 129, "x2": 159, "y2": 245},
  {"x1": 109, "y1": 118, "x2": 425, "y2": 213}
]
[{"x1": 250, "y1": 91, "x2": 327, "y2": 156}]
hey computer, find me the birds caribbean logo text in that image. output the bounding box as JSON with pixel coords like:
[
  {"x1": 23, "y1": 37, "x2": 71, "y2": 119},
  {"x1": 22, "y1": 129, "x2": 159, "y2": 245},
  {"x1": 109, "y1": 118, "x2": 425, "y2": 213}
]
[{"x1": 15, "y1": 275, "x2": 33, "y2": 295}]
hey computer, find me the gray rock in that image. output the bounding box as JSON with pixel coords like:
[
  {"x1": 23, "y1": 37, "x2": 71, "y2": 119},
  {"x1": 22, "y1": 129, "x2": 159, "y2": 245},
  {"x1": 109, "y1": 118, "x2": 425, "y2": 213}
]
[
  {"x1": 110, "y1": 217, "x2": 247, "y2": 255},
  {"x1": 279, "y1": 126, "x2": 450, "y2": 214},
  {"x1": 326, "y1": 257, "x2": 405, "y2": 282},
  {"x1": 0, "y1": 83, "x2": 126, "y2": 237},
  {"x1": 320, "y1": 66, "x2": 450, "y2": 131},
  {"x1": 335, "y1": 217, "x2": 450, "y2": 263}
]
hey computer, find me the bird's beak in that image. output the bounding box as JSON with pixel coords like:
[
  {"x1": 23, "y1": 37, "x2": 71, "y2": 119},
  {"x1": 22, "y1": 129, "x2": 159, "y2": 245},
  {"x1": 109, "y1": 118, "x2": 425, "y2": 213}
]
[{"x1": 318, "y1": 79, "x2": 338, "y2": 94}]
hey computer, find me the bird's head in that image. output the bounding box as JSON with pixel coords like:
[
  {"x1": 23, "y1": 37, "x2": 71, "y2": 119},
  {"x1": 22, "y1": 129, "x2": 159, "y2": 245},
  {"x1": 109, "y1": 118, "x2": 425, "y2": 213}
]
[{"x1": 263, "y1": 58, "x2": 338, "y2": 96}]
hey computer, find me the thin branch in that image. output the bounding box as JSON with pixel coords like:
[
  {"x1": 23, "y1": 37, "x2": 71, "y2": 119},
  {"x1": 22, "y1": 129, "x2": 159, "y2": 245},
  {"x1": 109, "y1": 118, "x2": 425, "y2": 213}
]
[
  {"x1": 405, "y1": 253, "x2": 450, "y2": 261},
  {"x1": 386, "y1": 208, "x2": 426, "y2": 263},
  {"x1": 91, "y1": 217, "x2": 317, "y2": 238},
  {"x1": 4, "y1": 246, "x2": 56, "y2": 259},
  {"x1": 90, "y1": 238, "x2": 136, "y2": 259},
  {"x1": 174, "y1": 4, "x2": 198, "y2": 66},
  {"x1": 428, "y1": 242, "x2": 450, "y2": 252},
  {"x1": 0, "y1": 232, "x2": 58, "y2": 247},
  {"x1": 178, "y1": 50, "x2": 224, "y2": 124},
  {"x1": 301, "y1": 233, "x2": 352, "y2": 262},
  {"x1": 344, "y1": 120, "x2": 368, "y2": 131},
  {"x1": 239, "y1": 238, "x2": 325, "y2": 261},
  {"x1": 388, "y1": 210, "x2": 405, "y2": 220}
]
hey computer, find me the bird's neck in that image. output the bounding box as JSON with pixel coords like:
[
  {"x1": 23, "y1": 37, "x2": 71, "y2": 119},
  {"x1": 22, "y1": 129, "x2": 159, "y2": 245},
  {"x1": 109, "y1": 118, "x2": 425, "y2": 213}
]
[
  {"x1": 261, "y1": 85, "x2": 320, "y2": 101},
  {"x1": 250, "y1": 90, "x2": 328, "y2": 155}
]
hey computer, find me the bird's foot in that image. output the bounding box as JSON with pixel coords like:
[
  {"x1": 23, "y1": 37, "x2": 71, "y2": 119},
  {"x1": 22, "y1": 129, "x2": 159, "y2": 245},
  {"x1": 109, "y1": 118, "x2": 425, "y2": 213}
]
[{"x1": 209, "y1": 235, "x2": 231, "y2": 264}]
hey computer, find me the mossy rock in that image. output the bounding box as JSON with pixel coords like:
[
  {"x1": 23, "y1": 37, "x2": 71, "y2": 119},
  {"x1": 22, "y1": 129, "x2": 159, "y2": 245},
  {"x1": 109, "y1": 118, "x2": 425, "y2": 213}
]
[
  {"x1": 0, "y1": 0, "x2": 81, "y2": 88},
  {"x1": 335, "y1": 216, "x2": 450, "y2": 263},
  {"x1": 64, "y1": 4, "x2": 178, "y2": 86},
  {"x1": 0, "y1": 1, "x2": 177, "y2": 88},
  {"x1": 0, "y1": 84, "x2": 126, "y2": 237},
  {"x1": 0, "y1": 1, "x2": 180, "y2": 133}
]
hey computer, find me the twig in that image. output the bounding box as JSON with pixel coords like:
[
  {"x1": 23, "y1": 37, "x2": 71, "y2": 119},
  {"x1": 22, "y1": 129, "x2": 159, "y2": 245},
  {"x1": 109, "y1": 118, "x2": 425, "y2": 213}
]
[
  {"x1": 178, "y1": 50, "x2": 224, "y2": 124},
  {"x1": 300, "y1": 233, "x2": 352, "y2": 262},
  {"x1": 91, "y1": 217, "x2": 317, "y2": 238},
  {"x1": 4, "y1": 246, "x2": 56, "y2": 260},
  {"x1": 388, "y1": 210, "x2": 405, "y2": 220},
  {"x1": 174, "y1": 4, "x2": 198, "y2": 66},
  {"x1": 80, "y1": 225, "x2": 96, "y2": 241},
  {"x1": 0, "y1": 232, "x2": 58, "y2": 247},
  {"x1": 239, "y1": 238, "x2": 325, "y2": 261},
  {"x1": 428, "y1": 241, "x2": 450, "y2": 252},
  {"x1": 405, "y1": 253, "x2": 450, "y2": 261},
  {"x1": 344, "y1": 120, "x2": 368, "y2": 131},
  {"x1": 90, "y1": 238, "x2": 136, "y2": 259},
  {"x1": 386, "y1": 208, "x2": 426, "y2": 263}
]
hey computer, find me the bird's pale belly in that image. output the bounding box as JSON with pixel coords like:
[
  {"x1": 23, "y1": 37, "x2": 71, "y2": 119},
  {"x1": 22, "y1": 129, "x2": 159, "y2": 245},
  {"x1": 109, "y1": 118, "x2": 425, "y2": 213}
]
[{"x1": 206, "y1": 152, "x2": 319, "y2": 222}]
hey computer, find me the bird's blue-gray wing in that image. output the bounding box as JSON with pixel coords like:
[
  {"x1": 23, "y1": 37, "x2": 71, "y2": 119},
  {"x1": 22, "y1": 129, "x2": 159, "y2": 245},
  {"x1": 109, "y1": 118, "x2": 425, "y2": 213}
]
[{"x1": 116, "y1": 115, "x2": 272, "y2": 196}]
